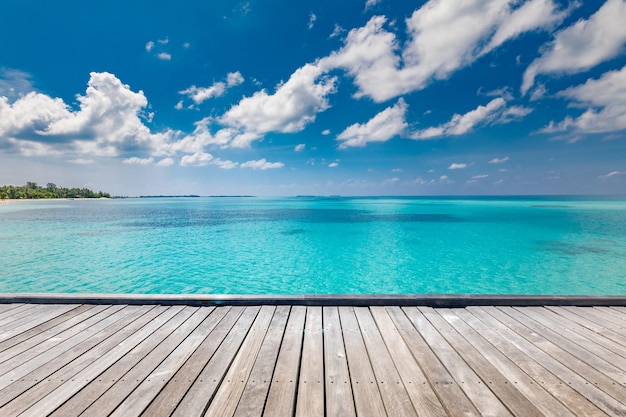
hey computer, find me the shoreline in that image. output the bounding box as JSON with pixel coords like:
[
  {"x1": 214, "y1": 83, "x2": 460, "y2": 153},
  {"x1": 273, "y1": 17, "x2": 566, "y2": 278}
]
[{"x1": 1, "y1": 197, "x2": 111, "y2": 204}]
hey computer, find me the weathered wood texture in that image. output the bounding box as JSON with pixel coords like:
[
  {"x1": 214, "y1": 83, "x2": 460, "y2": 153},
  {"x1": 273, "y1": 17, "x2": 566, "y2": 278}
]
[{"x1": 0, "y1": 303, "x2": 624, "y2": 416}]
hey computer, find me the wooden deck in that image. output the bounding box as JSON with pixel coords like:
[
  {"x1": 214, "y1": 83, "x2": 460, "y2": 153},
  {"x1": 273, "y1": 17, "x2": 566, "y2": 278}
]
[{"x1": 0, "y1": 302, "x2": 625, "y2": 416}]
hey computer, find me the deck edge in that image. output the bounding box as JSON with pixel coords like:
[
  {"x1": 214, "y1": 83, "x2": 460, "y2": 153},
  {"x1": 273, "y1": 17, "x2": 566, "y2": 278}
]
[{"x1": 1, "y1": 293, "x2": 625, "y2": 307}]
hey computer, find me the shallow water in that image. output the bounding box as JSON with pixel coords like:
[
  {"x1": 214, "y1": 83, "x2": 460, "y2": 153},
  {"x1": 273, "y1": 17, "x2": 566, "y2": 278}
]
[{"x1": 1, "y1": 196, "x2": 625, "y2": 295}]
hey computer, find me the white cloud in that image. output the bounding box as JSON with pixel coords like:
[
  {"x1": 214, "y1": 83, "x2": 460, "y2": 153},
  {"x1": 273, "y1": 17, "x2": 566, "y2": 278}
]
[
  {"x1": 145, "y1": 41, "x2": 155, "y2": 52},
  {"x1": 539, "y1": 65, "x2": 626, "y2": 134},
  {"x1": 323, "y1": 0, "x2": 568, "y2": 102},
  {"x1": 180, "y1": 83, "x2": 226, "y2": 104},
  {"x1": 337, "y1": 98, "x2": 407, "y2": 148},
  {"x1": 472, "y1": 174, "x2": 489, "y2": 179},
  {"x1": 0, "y1": 69, "x2": 34, "y2": 99},
  {"x1": 175, "y1": 101, "x2": 183, "y2": 110},
  {"x1": 180, "y1": 151, "x2": 214, "y2": 167},
  {"x1": 183, "y1": 42, "x2": 190, "y2": 49},
  {"x1": 411, "y1": 98, "x2": 506, "y2": 139},
  {"x1": 448, "y1": 163, "x2": 468, "y2": 170},
  {"x1": 0, "y1": 72, "x2": 177, "y2": 158},
  {"x1": 158, "y1": 37, "x2": 169, "y2": 45},
  {"x1": 329, "y1": 162, "x2": 339, "y2": 168},
  {"x1": 240, "y1": 158, "x2": 284, "y2": 170},
  {"x1": 157, "y1": 52, "x2": 172, "y2": 61},
  {"x1": 217, "y1": 63, "x2": 336, "y2": 147},
  {"x1": 66, "y1": 158, "x2": 94, "y2": 165},
  {"x1": 529, "y1": 84, "x2": 547, "y2": 101},
  {"x1": 123, "y1": 157, "x2": 154, "y2": 165},
  {"x1": 522, "y1": 0, "x2": 626, "y2": 95},
  {"x1": 226, "y1": 71, "x2": 244, "y2": 87},
  {"x1": 392, "y1": 168, "x2": 402, "y2": 172},
  {"x1": 495, "y1": 106, "x2": 533, "y2": 124},
  {"x1": 489, "y1": 156, "x2": 509, "y2": 164},
  {"x1": 483, "y1": 0, "x2": 570, "y2": 55},
  {"x1": 365, "y1": 0, "x2": 383, "y2": 11},
  {"x1": 214, "y1": 158, "x2": 239, "y2": 169},
  {"x1": 329, "y1": 24, "x2": 345, "y2": 39},
  {"x1": 179, "y1": 72, "x2": 244, "y2": 106},
  {"x1": 295, "y1": 143, "x2": 306, "y2": 152},
  {"x1": 156, "y1": 157, "x2": 175, "y2": 167},
  {"x1": 308, "y1": 13, "x2": 317, "y2": 29},
  {"x1": 321, "y1": 129, "x2": 331, "y2": 135},
  {"x1": 598, "y1": 170, "x2": 626, "y2": 179}
]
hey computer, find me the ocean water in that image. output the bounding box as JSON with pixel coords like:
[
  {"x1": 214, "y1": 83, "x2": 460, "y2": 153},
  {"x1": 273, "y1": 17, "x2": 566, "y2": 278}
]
[{"x1": 1, "y1": 196, "x2": 625, "y2": 295}]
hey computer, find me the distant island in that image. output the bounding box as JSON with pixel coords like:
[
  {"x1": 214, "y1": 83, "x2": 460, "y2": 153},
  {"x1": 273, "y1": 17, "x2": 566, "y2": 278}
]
[{"x1": 0, "y1": 182, "x2": 110, "y2": 199}]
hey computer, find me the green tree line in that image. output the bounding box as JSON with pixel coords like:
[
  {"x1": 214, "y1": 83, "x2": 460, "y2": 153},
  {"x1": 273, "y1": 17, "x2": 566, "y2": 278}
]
[{"x1": 0, "y1": 182, "x2": 111, "y2": 199}]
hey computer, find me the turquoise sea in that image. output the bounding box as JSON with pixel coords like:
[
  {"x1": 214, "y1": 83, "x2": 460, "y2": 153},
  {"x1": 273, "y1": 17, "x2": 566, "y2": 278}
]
[{"x1": 1, "y1": 196, "x2": 625, "y2": 295}]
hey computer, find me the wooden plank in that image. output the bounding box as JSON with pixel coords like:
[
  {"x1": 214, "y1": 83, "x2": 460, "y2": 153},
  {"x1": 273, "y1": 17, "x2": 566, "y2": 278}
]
[
  {"x1": 204, "y1": 305, "x2": 277, "y2": 417},
  {"x1": 171, "y1": 306, "x2": 261, "y2": 417},
  {"x1": 0, "y1": 304, "x2": 55, "y2": 334},
  {"x1": 48, "y1": 305, "x2": 191, "y2": 417},
  {"x1": 0, "y1": 305, "x2": 110, "y2": 371},
  {"x1": 233, "y1": 306, "x2": 290, "y2": 417},
  {"x1": 139, "y1": 306, "x2": 240, "y2": 417},
  {"x1": 439, "y1": 308, "x2": 577, "y2": 417},
  {"x1": 607, "y1": 306, "x2": 626, "y2": 319},
  {"x1": 83, "y1": 306, "x2": 212, "y2": 417},
  {"x1": 385, "y1": 306, "x2": 480, "y2": 417},
  {"x1": 472, "y1": 306, "x2": 626, "y2": 416},
  {"x1": 262, "y1": 306, "x2": 306, "y2": 417},
  {"x1": 464, "y1": 307, "x2": 604, "y2": 416},
  {"x1": 370, "y1": 307, "x2": 448, "y2": 417},
  {"x1": 0, "y1": 304, "x2": 31, "y2": 327},
  {"x1": 0, "y1": 304, "x2": 96, "y2": 354},
  {"x1": 421, "y1": 308, "x2": 546, "y2": 417},
  {"x1": 0, "y1": 305, "x2": 128, "y2": 388},
  {"x1": 0, "y1": 304, "x2": 24, "y2": 316},
  {"x1": 322, "y1": 306, "x2": 356, "y2": 417},
  {"x1": 590, "y1": 307, "x2": 626, "y2": 328},
  {"x1": 295, "y1": 306, "x2": 324, "y2": 417},
  {"x1": 0, "y1": 305, "x2": 164, "y2": 415},
  {"x1": 354, "y1": 307, "x2": 418, "y2": 417},
  {"x1": 338, "y1": 306, "x2": 387, "y2": 417},
  {"x1": 546, "y1": 307, "x2": 626, "y2": 348},
  {"x1": 499, "y1": 307, "x2": 626, "y2": 397},
  {"x1": 517, "y1": 307, "x2": 626, "y2": 369},
  {"x1": 561, "y1": 306, "x2": 626, "y2": 337},
  {"x1": 403, "y1": 307, "x2": 514, "y2": 417},
  {"x1": 0, "y1": 304, "x2": 119, "y2": 369},
  {"x1": 0, "y1": 304, "x2": 78, "y2": 343}
]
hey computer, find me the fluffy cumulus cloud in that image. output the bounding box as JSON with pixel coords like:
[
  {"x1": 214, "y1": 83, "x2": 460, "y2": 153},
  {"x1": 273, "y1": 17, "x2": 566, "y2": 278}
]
[
  {"x1": 337, "y1": 98, "x2": 408, "y2": 148},
  {"x1": 179, "y1": 0, "x2": 556, "y2": 150},
  {"x1": 322, "y1": 0, "x2": 568, "y2": 102},
  {"x1": 0, "y1": 72, "x2": 176, "y2": 157},
  {"x1": 216, "y1": 63, "x2": 337, "y2": 147},
  {"x1": 522, "y1": 0, "x2": 626, "y2": 95},
  {"x1": 411, "y1": 98, "x2": 507, "y2": 140},
  {"x1": 240, "y1": 158, "x2": 284, "y2": 170},
  {"x1": 178, "y1": 152, "x2": 238, "y2": 168},
  {"x1": 180, "y1": 151, "x2": 214, "y2": 167},
  {"x1": 179, "y1": 72, "x2": 244, "y2": 106},
  {"x1": 540, "y1": 65, "x2": 626, "y2": 134}
]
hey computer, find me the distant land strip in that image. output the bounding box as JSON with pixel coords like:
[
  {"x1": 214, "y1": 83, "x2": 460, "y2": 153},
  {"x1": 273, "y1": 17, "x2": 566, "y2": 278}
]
[{"x1": 0, "y1": 182, "x2": 110, "y2": 199}]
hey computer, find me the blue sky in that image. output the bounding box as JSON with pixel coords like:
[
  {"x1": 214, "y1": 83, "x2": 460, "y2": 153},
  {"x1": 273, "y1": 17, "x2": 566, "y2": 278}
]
[{"x1": 1, "y1": 0, "x2": 625, "y2": 196}]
